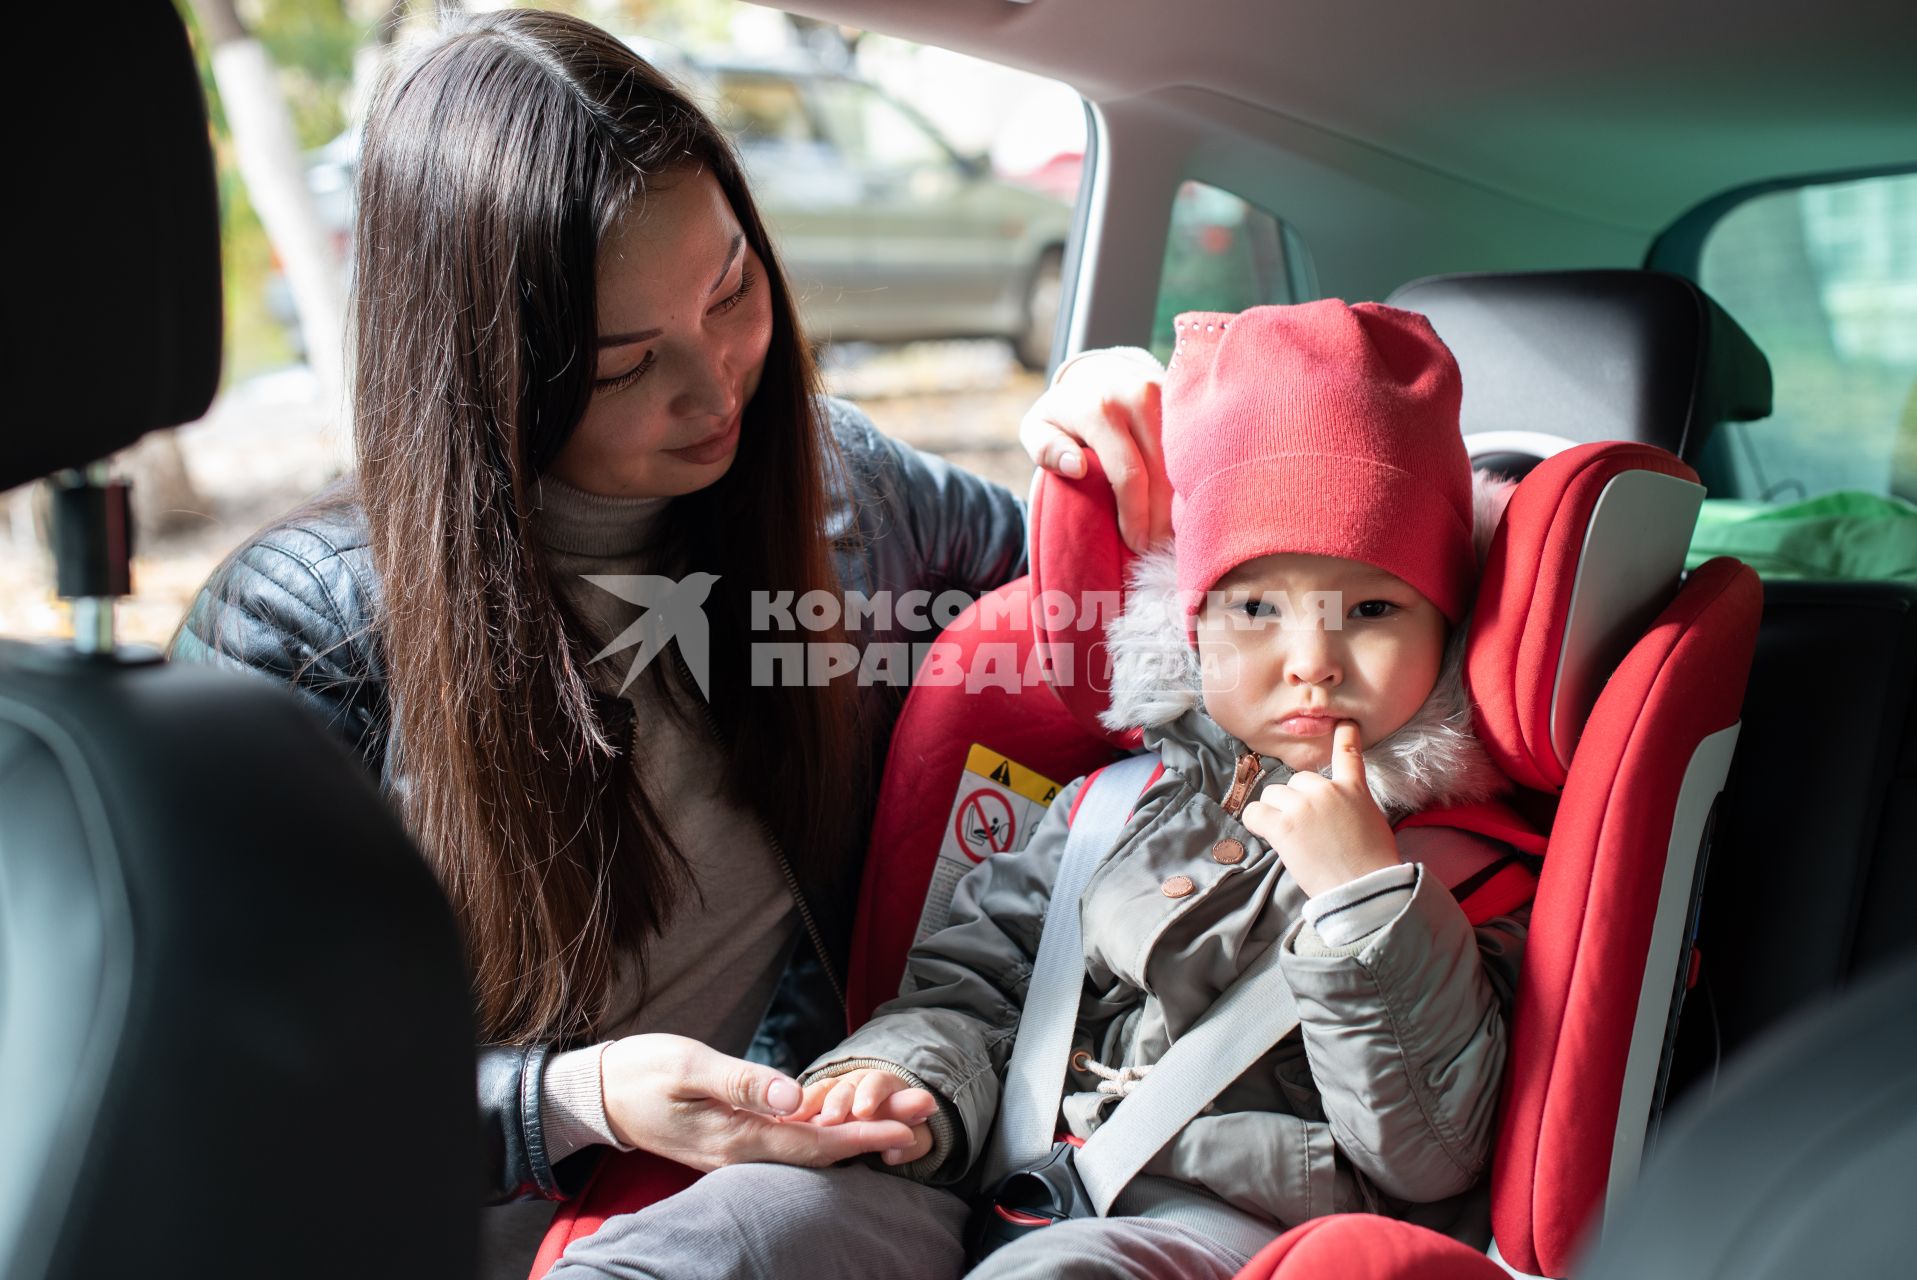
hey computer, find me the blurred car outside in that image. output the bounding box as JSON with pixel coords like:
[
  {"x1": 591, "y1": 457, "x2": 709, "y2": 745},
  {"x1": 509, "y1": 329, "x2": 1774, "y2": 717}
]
[{"x1": 274, "y1": 41, "x2": 1078, "y2": 370}]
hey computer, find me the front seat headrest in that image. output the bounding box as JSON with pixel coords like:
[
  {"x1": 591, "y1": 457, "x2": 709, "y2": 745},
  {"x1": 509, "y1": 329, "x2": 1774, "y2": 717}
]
[
  {"x1": 5, "y1": 3, "x2": 222, "y2": 492},
  {"x1": 1387, "y1": 270, "x2": 1772, "y2": 470}
]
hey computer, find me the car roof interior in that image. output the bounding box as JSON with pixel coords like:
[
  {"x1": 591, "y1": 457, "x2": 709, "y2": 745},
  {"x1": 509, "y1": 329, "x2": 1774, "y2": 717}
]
[{"x1": 783, "y1": 0, "x2": 1916, "y2": 319}]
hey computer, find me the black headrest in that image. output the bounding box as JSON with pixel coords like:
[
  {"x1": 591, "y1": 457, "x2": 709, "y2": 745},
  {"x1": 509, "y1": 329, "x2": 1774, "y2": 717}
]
[
  {"x1": 1386, "y1": 270, "x2": 1772, "y2": 465},
  {"x1": 0, "y1": 646, "x2": 477, "y2": 1277},
  {"x1": 5, "y1": 3, "x2": 222, "y2": 492}
]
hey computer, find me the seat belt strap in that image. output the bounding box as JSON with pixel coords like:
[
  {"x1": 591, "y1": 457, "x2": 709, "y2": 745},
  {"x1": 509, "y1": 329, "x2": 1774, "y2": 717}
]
[
  {"x1": 1074, "y1": 929, "x2": 1299, "y2": 1213},
  {"x1": 979, "y1": 751, "x2": 1159, "y2": 1186}
]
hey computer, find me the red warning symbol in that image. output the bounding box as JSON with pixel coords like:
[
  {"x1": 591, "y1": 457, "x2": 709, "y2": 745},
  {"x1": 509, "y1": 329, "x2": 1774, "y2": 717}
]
[{"x1": 954, "y1": 789, "x2": 1016, "y2": 861}]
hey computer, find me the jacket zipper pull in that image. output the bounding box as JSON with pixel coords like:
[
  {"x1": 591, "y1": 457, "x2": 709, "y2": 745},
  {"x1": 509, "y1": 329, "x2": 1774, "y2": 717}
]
[{"x1": 1221, "y1": 750, "x2": 1262, "y2": 817}]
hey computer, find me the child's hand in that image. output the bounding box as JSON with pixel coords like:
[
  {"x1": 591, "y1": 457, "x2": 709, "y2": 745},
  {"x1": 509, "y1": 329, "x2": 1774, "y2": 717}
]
[
  {"x1": 1242, "y1": 722, "x2": 1401, "y2": 899},
  {"x1": 791, "y1": 1068, "x2": 938, "y2": 1167}
]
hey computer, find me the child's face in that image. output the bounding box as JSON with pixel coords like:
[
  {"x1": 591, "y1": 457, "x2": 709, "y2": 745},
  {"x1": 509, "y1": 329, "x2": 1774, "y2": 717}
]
[{"x1": 1194, "y1": 553, "x2": 1447, "y2": 772}]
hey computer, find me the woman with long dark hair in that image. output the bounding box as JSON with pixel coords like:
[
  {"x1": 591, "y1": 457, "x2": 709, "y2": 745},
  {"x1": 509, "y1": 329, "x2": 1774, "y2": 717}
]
[{"x1": 172, "y1": 4, "x2": 1166, "y2": 1251}]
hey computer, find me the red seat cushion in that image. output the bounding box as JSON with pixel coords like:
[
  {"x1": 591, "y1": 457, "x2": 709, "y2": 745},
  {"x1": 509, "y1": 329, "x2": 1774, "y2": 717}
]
[
  {"x1": 1234, "y1": 1215, "x2": 1507, "y2": 1280},
  {"x1": 528, "y1": 1152, "x2": 701, "y2": 1278}
]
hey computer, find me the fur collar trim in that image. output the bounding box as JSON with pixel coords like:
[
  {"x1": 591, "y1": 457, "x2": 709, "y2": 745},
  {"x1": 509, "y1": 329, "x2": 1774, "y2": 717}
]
[{"x1": 1099, "y1": 470, "x2": 1515, "y2": 817}]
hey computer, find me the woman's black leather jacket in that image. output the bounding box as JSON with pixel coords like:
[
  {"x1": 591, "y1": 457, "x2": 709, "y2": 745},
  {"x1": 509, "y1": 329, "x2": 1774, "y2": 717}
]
[{"x1": 170, "y1": 399, "x2": 1027, "y2": 1200}]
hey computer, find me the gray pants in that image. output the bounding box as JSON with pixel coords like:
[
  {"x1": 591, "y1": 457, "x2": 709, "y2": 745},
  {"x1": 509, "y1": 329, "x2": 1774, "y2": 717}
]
[{"x1": 545, "y1": 1162, "x2": 1253, "y2": 1280}]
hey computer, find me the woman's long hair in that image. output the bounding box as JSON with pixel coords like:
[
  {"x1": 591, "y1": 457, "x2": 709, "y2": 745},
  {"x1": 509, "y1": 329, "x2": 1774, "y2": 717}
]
[{"x1": 354, "y1": 9, "x2": 858, "y2": 1045}]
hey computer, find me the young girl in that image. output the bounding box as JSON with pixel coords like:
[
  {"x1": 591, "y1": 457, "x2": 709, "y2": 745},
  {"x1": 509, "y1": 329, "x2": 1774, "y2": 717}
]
[{"x1": 548, "y1": 302, "x2": 1525, "y2": 1280}]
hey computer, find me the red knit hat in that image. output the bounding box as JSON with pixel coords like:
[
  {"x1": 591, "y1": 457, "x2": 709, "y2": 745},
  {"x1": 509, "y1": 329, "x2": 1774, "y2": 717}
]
[{"x1": 1165, "y1": 300, "x2": 1475, "y2": 626}]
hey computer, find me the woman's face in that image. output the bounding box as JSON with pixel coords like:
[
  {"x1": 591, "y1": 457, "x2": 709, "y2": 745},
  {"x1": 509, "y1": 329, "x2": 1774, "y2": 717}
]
[{"x1": 548, "y1": 169, "x2": 775, "y2": 497}]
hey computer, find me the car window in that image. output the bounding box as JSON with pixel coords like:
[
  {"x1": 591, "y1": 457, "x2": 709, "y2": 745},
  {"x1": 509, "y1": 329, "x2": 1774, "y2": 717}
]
[
  {"x1": 1150, "y1": 181, "x2": 1313, "y2": 362},
  {"x1": 1697, "y1": 173, "x2": 1917, "y2": 503},
  {"x1": 0, "y1": 10, "x2": 1088, "y2": 649},
  {"x1": 713, "y1": 72, "x2": 815, "y2": 147},
  {"x1": 810, "y1": 77, "x2": 954, "y2": 175}
]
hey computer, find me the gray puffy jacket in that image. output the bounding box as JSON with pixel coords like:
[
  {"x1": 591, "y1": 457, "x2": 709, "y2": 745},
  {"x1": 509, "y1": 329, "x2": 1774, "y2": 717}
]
[{"x1": 807, "y1": 528, "x2": 1527, "y2": 1240}]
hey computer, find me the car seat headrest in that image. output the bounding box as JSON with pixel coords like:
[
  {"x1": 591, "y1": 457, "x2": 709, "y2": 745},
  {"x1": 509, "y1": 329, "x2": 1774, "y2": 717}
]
[
  {"x1": 1029, "y1": 452, "x2": 1143, "y2": 751},
  {"x1": 1468, "y1": 441, "x2": 1706, "y2": 793},
  {"x1": 1386, "y1": 270, "x2": 1771, "y2": 473},
  {"x1": 5, "y1": 3, "x2": 222, "y2": 492}
]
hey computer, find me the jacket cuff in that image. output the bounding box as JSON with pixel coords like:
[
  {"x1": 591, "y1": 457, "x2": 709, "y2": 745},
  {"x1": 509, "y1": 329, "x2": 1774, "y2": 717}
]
[
  {"x1": 1300, "y1": 863, "x2": 1418, "y2": 950},
  {"x1": 478, "y1": 1043, "x2": 604, "y2": 1203},
  {"x1": 802, "y1": 1058, "x2": 963, "y2": 1183},
  {"x1": 1283, "y1": 867, "x2": 1474, "y2": 1000}
]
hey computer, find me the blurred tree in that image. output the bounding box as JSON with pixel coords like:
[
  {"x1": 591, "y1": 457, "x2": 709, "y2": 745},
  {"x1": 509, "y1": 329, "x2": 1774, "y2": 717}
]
[
  {"x1": 180, "y1": 0, "x2": 740, "y2": 394},
  {"x1": 184, "y1": 0, "x2": 349, "y2": 405}
]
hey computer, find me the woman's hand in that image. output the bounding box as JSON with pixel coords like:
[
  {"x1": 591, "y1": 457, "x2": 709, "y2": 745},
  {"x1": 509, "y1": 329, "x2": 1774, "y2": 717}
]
[
  {"x1": 791, "y1": 1068, "x2": 938, "y2": 1167},
  {"x1": 599, "y1": 1034, "x2": 922, "y2": 1171},
  {"x1": 1020, "y1": 347, "x2": 1171, "y2": 553},
  {"x1": 1241, "y1": 723, "x2": 1401, "y2": 899}
]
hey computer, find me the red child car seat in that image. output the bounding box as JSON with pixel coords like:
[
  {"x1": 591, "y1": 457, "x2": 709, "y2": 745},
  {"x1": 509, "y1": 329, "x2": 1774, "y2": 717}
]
[
  {"x1": 855, "y1": 443, "x2": 1761, "y2": 1280},
  {"x1": 1237, "y1": 454, "x2": 1760, "y2": 1280}
]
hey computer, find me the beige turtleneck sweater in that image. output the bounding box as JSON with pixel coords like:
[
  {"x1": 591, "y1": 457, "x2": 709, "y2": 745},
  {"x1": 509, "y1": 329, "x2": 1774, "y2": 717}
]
[{"x1": 532, "y1": 476, "x2": 800, "y2": 1160}]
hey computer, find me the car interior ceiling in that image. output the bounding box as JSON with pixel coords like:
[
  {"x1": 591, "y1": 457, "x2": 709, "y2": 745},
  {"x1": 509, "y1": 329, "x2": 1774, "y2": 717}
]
[{"x1": 784, "y1": 1, "x2": 1914, "y2": 223}]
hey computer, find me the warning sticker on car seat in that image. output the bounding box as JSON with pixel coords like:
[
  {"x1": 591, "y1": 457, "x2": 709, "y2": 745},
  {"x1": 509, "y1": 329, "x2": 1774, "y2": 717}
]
[{"x1": 914, "y1": 744, "x2": 1064, "y2": 946}]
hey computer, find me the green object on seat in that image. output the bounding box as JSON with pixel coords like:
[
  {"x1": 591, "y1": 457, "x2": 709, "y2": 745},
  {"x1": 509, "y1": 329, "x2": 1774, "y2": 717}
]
[{"x1": 1687, "y1": 491, "x2": 1917, "y2": 582}]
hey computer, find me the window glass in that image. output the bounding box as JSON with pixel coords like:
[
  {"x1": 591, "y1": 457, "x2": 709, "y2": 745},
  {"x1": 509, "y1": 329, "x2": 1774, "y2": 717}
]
[
  {"x1": 1698, "y1": 173, "x2": 1917, "y2": 502},
  {"x1": 1151, "y1": 182, "x2": 1311, "y2": 362},
  {"x1": 810, "y1": 78, "x2": 953, "y2": 175},
  {"x1": 713, "y1": 73, "x2": 814, "y2": 147},
  {"x1": 712, "y1": 71, "x2": 850, "y2": 203}
]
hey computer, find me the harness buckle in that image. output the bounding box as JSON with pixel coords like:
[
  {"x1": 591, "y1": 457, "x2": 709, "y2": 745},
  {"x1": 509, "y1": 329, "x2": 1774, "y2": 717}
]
[{"x1": 965, "y1": 1141, "x2": 1096, "y2": 1265}]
